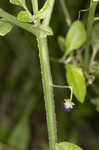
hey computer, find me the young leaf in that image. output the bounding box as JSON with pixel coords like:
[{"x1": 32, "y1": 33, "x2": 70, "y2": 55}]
[
  {"x1": 8, "y1": 117, "x2": 30, "y2": 150},
  {"x1": 37, "y1": 0, "x2": 49, "y2": 19},
  {"x1": 0, "y1": 19, "x2": 13, "y2": 36},
  {"x1": 39, "y1": 25, "x2": 53, "y2": 36},
  {"x1": 17, "y1": 11, "x2": 33, "y2": 22},
  {"x1": 10, "y1": 0, "x2": 26, "y2": 9},
  {"x1": 65, "y1": 65, "x2": 86, "y2": 103},
  {"x1": 65, "y1": 21, "x2": 87, "y2": 55},
  {"x1": 56, "y1": 142, "x2": 83, "y2": 150}
]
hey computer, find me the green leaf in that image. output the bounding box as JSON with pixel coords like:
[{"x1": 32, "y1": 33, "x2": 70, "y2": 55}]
[
  {"x1": 10, "y1": 0, "x2": 26, "y2": 9},
  {"x1": 91, "y1": 23, "x2": 99, "y2": 50},
  {"x1": 17, "y1": 11, "x2": 33, "y2": 22},
  {"x1": 8, "y1": 117, "x2": 30, "y2": 150},
  {"x1": 55, "y1": 142, "x2": 83, "y2": 150},
  {"x1": 65, "y1": 65, "x2": 86, "y2": 103},
  {"x1": 40, "y1": 25, "x2": 53, "y2": 36},
  {"x1": 0, "y1": 19, "x2": 13, "y2": 36},
  {"x1": 65, "y1": 21, "x2": 87, "y2": 55},
  {"x1": 37, "y1": 0, "x2": 49, "y2": 19}
]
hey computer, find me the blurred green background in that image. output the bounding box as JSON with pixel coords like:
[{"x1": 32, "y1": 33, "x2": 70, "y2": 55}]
[{"x1": 0, "y1": 0, "x2": 99, "y2": 150}]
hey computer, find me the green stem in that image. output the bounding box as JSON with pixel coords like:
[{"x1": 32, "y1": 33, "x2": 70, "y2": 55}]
[
  {"x1": 60, "y1": 50, "x2": 68, "y2": 62},
  {"x1": 59, "y1": 0, "x2": 71, "y2": 26},
  {"x1": 37, "y1": 33, "x2": 57, "y2": 150},
  {"x1": 32, "y1": 0, "x2": 38, "y2": 15},
  {"x1": 34, "y1": 0, "x2": 57, "y2": 149},
  {"x1": 90, "y1": 47, "x2": 97, "y2": 66},
  {"x1": 84, "y1": 0, "x2": 97, "y2": 71},
  {"x1": 32, "y1": 0, "x2": 40, "y2": 25},
  {"x1": 0, "y1": 9, "x2": 39, "y2": 36},
  {"x1": 50, "y1": 84, "x2": 72, "y2": 100},
  {"x1": 43, "y1": 0, "x2": 55, "y2": 26}
]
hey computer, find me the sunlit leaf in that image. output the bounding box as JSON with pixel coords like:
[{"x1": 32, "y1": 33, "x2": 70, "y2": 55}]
[
  {"x1": 37, "y1": 0, "x2": 49, "y2": 19},
  {"x1": 0, "y1": 19, "x2": 13, "y2": 36},
  {"x1": 55, "y1": 142, "x2": 83, "y2": 150},
  {"x1": 65, "y1": 65, "x2": 86, "y2": 103},
  {"x1": 17, "y1": 11, "x2": 33, "y2": 22},
  {"x1": 65, "y1": 21, "x2": 87, "y2": 55},
  {"x1": 8, "y1": 117, "x2": 30, "y2": 150},
  {"x1": 10, "y1": 0, "x2": 26, "y2": 9},
  {"x1": 40, "y1": 25, "x2": 53, "y2": 36}
]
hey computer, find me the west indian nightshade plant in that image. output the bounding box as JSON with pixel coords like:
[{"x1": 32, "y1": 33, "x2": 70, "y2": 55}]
[{"x1": 0, "y1": 0, "x2": 99, "y2": 150}]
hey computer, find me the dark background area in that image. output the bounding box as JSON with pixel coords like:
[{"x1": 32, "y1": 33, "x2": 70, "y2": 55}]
[{"x1": 0, "y1": 0, "x2": 99, "y2": 150}]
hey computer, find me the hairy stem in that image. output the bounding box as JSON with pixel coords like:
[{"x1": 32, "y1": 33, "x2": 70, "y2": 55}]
[
  {"x1": 59, "y1": 0, "x2": 71, "y2": 26},
  {"x1": 84, "y1": 1, "x2": 97, "y2": 71},
  {"x1": 32, "y1": 0, "x2": 57, "y2": 149},
  {"x1": 0, "y1": 9, "x2": 39, "y2": 36},
  {"x1": 37, "y1": 33, "x2": 57, "y2": 150}
]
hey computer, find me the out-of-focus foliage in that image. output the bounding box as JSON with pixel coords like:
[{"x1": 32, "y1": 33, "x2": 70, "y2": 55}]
[
  {"x1": 65, "y1": 21, "x2": 87, "y2": 55},
  {"x1": 91, "y1": 23, "x2": 99, "y2": 50},
  {"x1": 0, "y1": 0, "x2": 99, "y2": 150}
]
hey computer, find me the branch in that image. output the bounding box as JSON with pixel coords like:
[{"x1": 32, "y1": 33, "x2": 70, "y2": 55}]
[
  {"x1": 43, "y1": 0, "x2": 55, "y2": 26},
  {"x1": 0, "y1": 9, "x2": 39, "y2": 36},
  {"x1": 32, "y1": 0, "x2": 38, "y2": 15},
  {"x1": 59, "y1": 0, "x2": 71, "y2": 26}
]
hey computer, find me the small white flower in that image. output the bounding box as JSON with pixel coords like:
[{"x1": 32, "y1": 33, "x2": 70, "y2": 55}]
[{"x1": 63, "y1": 99, "x2": 75, "y2": 112}]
